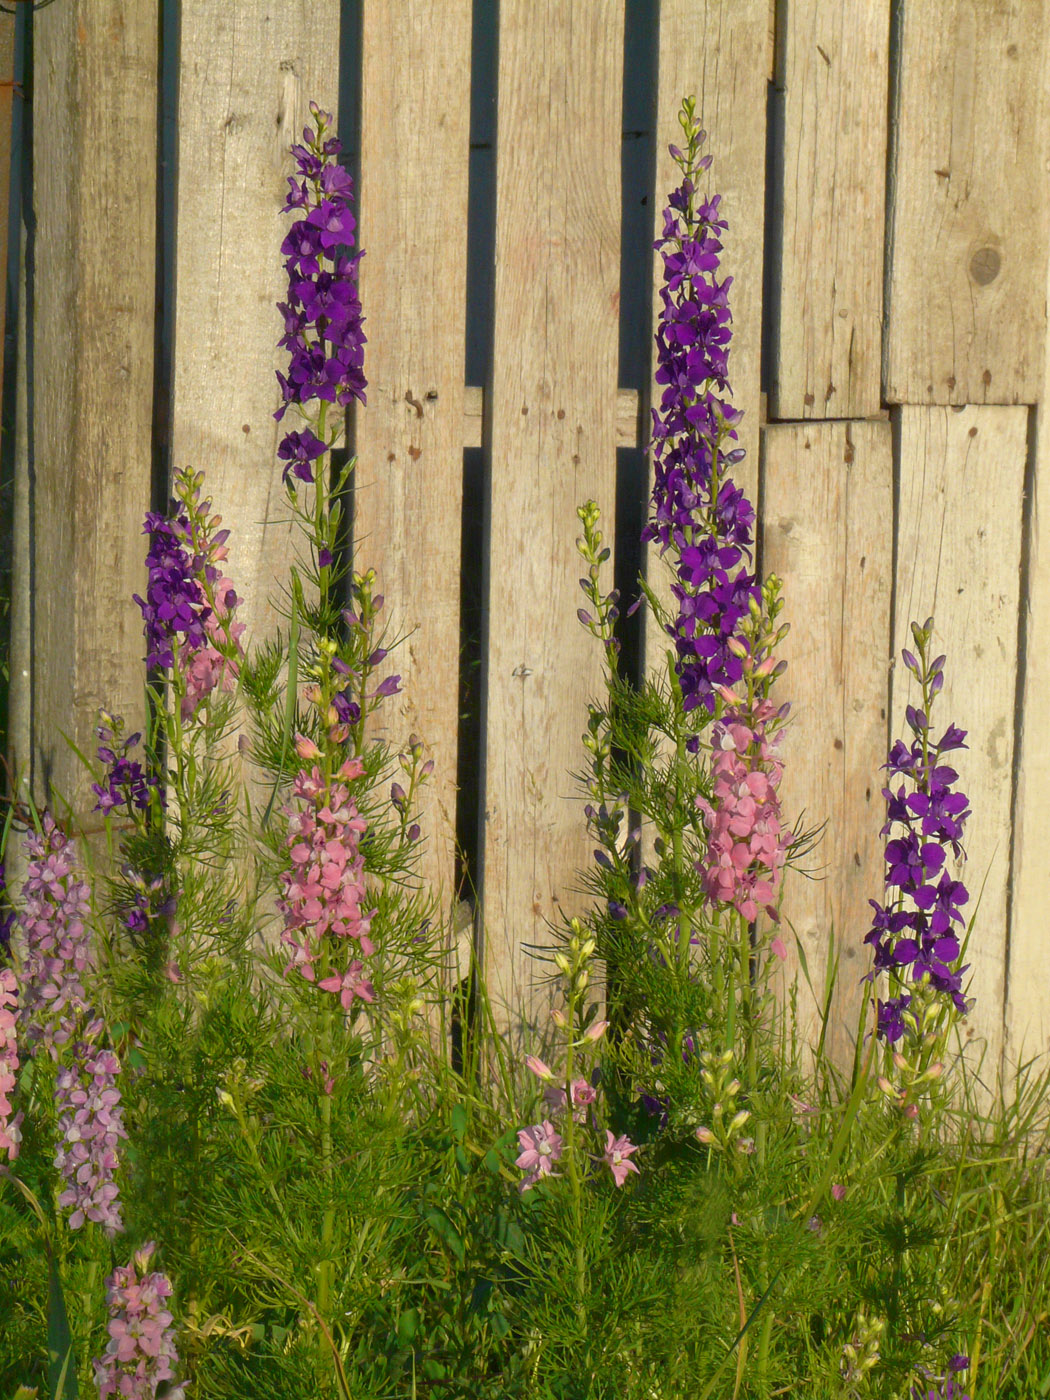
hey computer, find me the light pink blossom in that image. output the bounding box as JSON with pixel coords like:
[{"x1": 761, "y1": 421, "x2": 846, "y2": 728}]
[
  {"x1": 17, "y1": 815, "x2": 94, "y2": 1050},
  {"x1": 54, "y1": 1043, "x2": 127, "y2": 1237},
  {"x1": 93, "y1": 1242, "x2": 184, "y2": 1399},
  {"x1": 696, "y1": 699, "x2": 790, "y2": 924},
  {"x1": 515, "y1": 1120, "x2": 563, "y2": 1191},
  {"x1": 0, "y1": 969, "x2": 22, "y2": 1159},
  {"x1": 278, "y1": 763, "x2": 376, "y2": 1012},
  {"x1": 602, "y1": 1131, "x2": 640, "y2": 1187}
]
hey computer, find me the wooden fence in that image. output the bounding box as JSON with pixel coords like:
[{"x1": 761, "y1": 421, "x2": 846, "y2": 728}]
[{"x1": 3, "y1": 0, "x2": 1049, "y2": 1077}]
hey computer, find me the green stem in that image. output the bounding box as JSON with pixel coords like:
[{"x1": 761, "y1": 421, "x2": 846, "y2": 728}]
[{"x1": 562, "y1": 986, "x2": 587, "y2": 1328}]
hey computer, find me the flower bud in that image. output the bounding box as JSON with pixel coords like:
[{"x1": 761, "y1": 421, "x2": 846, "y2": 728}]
[{"x1": 294, "y1": 733, "x2": 322, "y2": 761}]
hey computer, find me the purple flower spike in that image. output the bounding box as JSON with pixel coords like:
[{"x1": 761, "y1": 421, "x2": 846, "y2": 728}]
[
  {"x1": 643, "y1": 103, "x2": 759, "y2": 714},
  {"x1": 868, "y1": 628, "x2": 972, "y2": 1040},
  {"x1": 276, "y1": 106, "x2": 366, "y2": 428}
]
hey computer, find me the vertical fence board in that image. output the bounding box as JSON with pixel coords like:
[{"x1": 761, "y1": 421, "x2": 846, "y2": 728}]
[
  {"x1": 1009, "y1": 403, "x2": 1048, "y2": 1065},
  {"x1": 172, "y1": 2, "x2": 339, "y2": 644},
  {"x1": 772, "y1": 0, "x2": 889, "y2": 420},
  {"x1": 763, "y1": 421, "x2": 893, "y2": 1064},
  {"x1": 886, "y1": 2, "x2": 1050, "y2": 406},
  {"x1": 354, "y1": 0, "x2": 471, "y2": 903},
  {"x1": 893, "y1": 405, "x2": 1026, "y2": 1084},
  {"x1": 26, "y1": 0, "x2": 157, "y2": 810},
  {"x1": 0, "y1": 12, "x2": 14, "y2": 367},
  {"x1": 482, "y1": 0, "x2": 623, "y2": 1030}
]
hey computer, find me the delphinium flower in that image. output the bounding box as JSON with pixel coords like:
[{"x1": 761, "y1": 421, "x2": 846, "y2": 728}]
[
  {"x1": 601, "y1": 1131, "x2": 640, "y2": 1187},
  {"x1": 16, "y1": 814, "x2": 95, "y2": 1050},
  {"x1": 275, "y1": 100, "x2": 366, "y2": 456},
  {"x1": 514, "y1": 1121, "x2": 564, "y2": 1191},
  {"x1": 642, "y1": 96, "x2": 760, "y2": 717},
  {"x1": 0, "y1": 968, "x2": 22, "y2": 1159},
  {"x1": 93, "y1": 1241, "x2": 184, "y2": 1400},
  {"x1": 518, "y1": 925, "x2": 640, "y2": 1194},
  {"x1": 910, "y1": 1354, "x2": 970, "y2": 1400},
  {"x1": 133, "y1": 467, "x2": 244, "y2": 720},
  {"x1": 865, "y1": 621, "x2": 971, "y2": 1047},
  {"x1": 0, "y1": 862, "x2": 15, "y2": 956},
  {"x1": 695, "y1": 577, "x2": 791, "y2": 933},
  {"x1": 54, "y1": 1041, "x2": 127, "y2": 1235},
  {"x1": 278, "y1": 753, "x2": 376, "y2": 1010},
  {"x1": 91, "y1": 711, "x2": 165, "y2": 817}
]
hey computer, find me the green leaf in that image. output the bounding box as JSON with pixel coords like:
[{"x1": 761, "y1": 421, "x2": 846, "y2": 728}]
[
  {"x1": 425, "y1": 1208, "x2": 465, "y2": 1266},
  {"x1": 450, "y1": 1103, "x2": 468, "y2": 1142},
  {"x1": 396, "y1": 1307, "x2": 419, "y2": 1345},
  {"x1": 47, "y1": 1251, "x2": 79, "y2": 1399}
]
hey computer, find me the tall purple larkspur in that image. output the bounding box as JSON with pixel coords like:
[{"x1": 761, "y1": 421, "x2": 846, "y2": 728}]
[
  {"x1": 643, "y1": 96, "x2": 760, "y2": 718},
  {"x1": 276, "y1": 100, "x2": 366, "y2": 483}
]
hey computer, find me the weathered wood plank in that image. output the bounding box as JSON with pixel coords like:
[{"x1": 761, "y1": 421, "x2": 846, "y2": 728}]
[
  {"x1": 763, "y1": 421, "x2": 893, "y2": 1067},
  {"x1": 1006, "y1": 308, "x2": 1048, "y2": 1064},
  {"x1": 353, "y1": 0, "x2": 472, "y2": 904},
  {"x1": 893, "y1": 406, "x2": 1027, "y2": 1087},
  {"x1": 463, "y1": 385, "x2": 640, "y2": 451},
  {"x1": 482, "y1": 0, "x2": 623, "y2": 1033},
  {"x1": 772, "y1": 0, "x2": 890, "y2": 419},
  {"x1": 171, "y1": 2, "x2": 339, "y2": 644},
  {"x1": 27, "y1": 0, "x2": 157, "y2": 810},
  {"x1": 886, "y1": 1, "x2": 1050, "y2": 406},
  {"x1": 0, "y1": 13, "x2": 14, "y2": 369}
]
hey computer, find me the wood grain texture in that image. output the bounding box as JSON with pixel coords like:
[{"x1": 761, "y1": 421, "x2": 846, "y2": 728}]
[
  {"x1": 481, "y1": 0, "x2": 623, "y2": 1033},
  {"x1": 463, "y1": 386, "x2": 640, "y2": 450},
  {"x1": 762, "y1": 421, "x2": 893, "y2": 1068},
  {"x1": 644, "y1": 0, "x2": 768, "y2": 677},
  {"x1": 893, "y1": 406, "x2": 1027, "y2": 1087},
  {"x1": 886, "y1": 1, "x2": 1050, "y2": 406},
  {"x1": 773, "y1": 0, "x2": 890, "y2": 419},
  {"x1": 354, "y1": 0, "x2": 472, "y2": 904},
  {"x1": 171, "y1": 2, "x2": 339, "y2": 644},
  {"x1": 1006, "y1": 246, "x2": 1050, "y2": 1065},
  {"x1": 0, "y1": 14, "x2": 14, "y2": 370},
  {"x1": 28, "y1": 0, "x2": 157, "y2": 809}
]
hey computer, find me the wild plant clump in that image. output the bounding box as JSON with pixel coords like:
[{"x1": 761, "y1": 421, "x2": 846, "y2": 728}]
[{"x1": 1, "y1": 98, "x2": 1047, "y2": 1400}]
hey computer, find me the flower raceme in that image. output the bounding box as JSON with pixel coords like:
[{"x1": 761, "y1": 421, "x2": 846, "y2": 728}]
[
  {"x1": 17, "y1": 814, "x2": 95, "y2": 1050},
  {"x1": 643, "y1": 98, "x2": 760, "y2": 716},
  {"x1": 54, "y1": 1043, "x2": 127, "y2": 1236},
  {"x1": 697, "y1": 692, "x2": 790, "y2": 929},
  {"x1": 866, "y1": 624, "x2": 972, "y2": 1044},
  {"x1": 275, "y1": 100, "x2": 366, "y2": 469},
  {"x1": 133, "y1": 469, "x2": 245, "y2": 719},
  {"x1": 278, "y1": 758, "x2": 376, "y2": 1010},
  {"x1": 0, "y1": 969, "x2": 21, "y2": 1160},
  {"x1": 93, "y1": 1242, "x2": 184, "y2": 1400}
]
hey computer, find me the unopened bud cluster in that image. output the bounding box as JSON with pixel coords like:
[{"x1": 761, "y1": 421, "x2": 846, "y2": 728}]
[{"x1": 694, "y1": 1048, "x2": 751, "y2": 1153}]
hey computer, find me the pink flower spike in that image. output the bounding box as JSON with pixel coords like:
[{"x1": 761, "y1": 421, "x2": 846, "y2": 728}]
[
  {"x1": 831, "y1": 1183, "x2": 846, "y2": 1201},
  {"x1": 582, "y1": 1019, "x2": 608, "y2": 1042},
  {"x1": 602, "y1": 1130, "x2": 639, "y2": 1187},
  {"x1": 769, "y1": 935, "x2": 786, "y2": 961}
]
